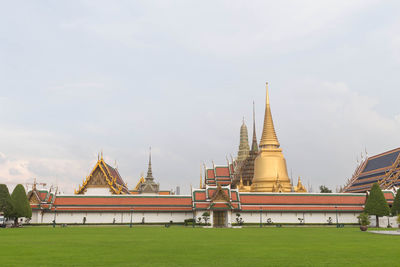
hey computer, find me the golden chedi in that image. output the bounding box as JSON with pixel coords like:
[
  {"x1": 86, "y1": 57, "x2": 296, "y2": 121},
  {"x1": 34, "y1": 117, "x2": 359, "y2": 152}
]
[{"x1": 251, "y1": 82, "x2": 292, "y2": 192}]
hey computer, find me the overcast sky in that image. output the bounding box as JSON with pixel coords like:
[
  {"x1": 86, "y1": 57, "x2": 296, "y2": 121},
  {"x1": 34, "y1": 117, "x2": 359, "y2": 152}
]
[{"x1": 1, "y1": 1, "x2": 400, "y2": 194}]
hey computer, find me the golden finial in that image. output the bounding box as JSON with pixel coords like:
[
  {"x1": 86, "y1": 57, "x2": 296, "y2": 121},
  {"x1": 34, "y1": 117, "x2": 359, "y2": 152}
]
[{"x1": 259, "y1": 82, "x2": 280, "y2": 148}]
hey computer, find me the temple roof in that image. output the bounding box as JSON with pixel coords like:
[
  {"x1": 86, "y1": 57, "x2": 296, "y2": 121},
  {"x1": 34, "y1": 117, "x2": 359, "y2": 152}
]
[
  {"x1": 48, "y1": 195, "x2": 192, "y2": 212},
  {"x1": 75, "y1": 156, "x2": 130, "y2": 195},
  {"x1": 343, "y1": 147, "x2": 400, "y2": 193}
]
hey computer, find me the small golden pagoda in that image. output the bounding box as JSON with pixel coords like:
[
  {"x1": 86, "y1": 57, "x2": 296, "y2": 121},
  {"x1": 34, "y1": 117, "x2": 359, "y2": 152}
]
[
  {"x1": 294, "y1": 176, "x2": 307, "y2": 192},
  {"x1": 251, "y1": 82, "x2": 293, "y2": 192}
]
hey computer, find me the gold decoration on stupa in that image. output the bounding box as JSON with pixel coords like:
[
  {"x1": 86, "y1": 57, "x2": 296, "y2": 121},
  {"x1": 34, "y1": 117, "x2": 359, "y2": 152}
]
[
  {"x1": 251, "y1": 82, "x2": 293, "y2": 192},
  {"x1": 294, "y1": 176, "x2": 307, "y2": 192}
]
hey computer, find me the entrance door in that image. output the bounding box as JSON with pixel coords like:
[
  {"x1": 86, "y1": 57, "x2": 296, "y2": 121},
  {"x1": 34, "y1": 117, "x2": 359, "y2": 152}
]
[{"x1": 213, "y1": 211, "x2": 226, "y2": 227}]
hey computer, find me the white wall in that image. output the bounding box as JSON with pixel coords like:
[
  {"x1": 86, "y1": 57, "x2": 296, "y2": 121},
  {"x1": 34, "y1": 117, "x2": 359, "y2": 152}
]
[
  {"x1": 85, "y1": 188, "x2": 112, "y2": 195},
  {"x1": 369, "y1": 216, "x2": 398, "y2": 228},
  {"x1": 32, "y1": 210, "x2": 192, "y2": 224},
  {"x1": 32, "y1": 210, "x2": 371, "y2": 225},
  {"x1": 235, "y1": 211, "x2": 360, "y2": 224}
]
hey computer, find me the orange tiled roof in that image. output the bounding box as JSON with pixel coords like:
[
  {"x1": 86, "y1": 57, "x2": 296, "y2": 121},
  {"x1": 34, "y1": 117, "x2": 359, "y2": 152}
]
[{"x1": 239, "y1": 193, "x2": 366, "y2": 205}]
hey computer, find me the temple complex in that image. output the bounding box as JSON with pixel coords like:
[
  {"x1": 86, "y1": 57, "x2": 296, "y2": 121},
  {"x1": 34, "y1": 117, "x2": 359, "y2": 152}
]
[{"x1": 25, "y1": 82, "x2": 398, "y2": 227}]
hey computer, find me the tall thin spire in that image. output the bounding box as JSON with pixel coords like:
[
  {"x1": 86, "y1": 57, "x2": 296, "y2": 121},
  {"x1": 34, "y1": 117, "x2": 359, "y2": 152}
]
[
  {"x1": 251, "y1": 101, "x2": 258, "y2": 152},
  {"x1": 146, "y1": 147, "x2": 154, "y2": 180},
  {"x1": 259, "y1": 82, "x2": 280, "y2": 148},
  {"x1": 237, "y1": 118, "x2": 250, "y2": 161}
]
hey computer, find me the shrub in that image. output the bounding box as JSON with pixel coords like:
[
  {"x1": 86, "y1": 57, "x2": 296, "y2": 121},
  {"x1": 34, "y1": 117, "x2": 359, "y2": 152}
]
[
  {"x1": 357, "y1": 212, "x2": 370, "y2": 226},
  {"x1": 202, "y1": 212, "x2": 210, "y2": 225}
]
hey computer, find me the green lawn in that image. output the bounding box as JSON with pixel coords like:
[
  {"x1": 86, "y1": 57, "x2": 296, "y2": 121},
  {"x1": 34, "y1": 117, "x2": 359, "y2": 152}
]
[{"x1": 0, "y1": 226, "x2": 398, "y2": 266}]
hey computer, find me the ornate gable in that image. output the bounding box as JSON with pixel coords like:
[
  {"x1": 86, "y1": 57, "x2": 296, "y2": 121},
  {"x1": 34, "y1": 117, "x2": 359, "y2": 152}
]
[
  {"x1": 28, "y1": 190, "x2": 41, "y2": 205},
  {"x1": 75, "y1": 156, "x2": 130, "y2": 195},
  {"x1": 208, "y1": 185, "x2": 232, "y2": 210},
  {"x1": 211, "y1": 184, "x2": 230, "y2": 202},
  {"x1": 87, "y1": 167, "x2": 108, "y2": 187}
]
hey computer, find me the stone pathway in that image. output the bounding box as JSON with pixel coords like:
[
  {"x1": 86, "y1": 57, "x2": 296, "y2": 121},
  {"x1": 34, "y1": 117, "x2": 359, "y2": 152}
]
[{"x1": 369, "y1": 230, "x2": 400, "y2": 235}]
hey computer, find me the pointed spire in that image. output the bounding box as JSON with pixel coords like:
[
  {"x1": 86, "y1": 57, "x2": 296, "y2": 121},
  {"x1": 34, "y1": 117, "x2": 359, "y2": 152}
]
[
  {"x1": 237, "y1": 117, "x2": 250, "y2": 161},
  {"x1": 251, "y1": 101, "x2": 258, "y2": 152},
  {"x1": 259, "y1": 82, "x2": 280, "y2": 149},
  {"x1": 146, "y1": 147, "x2": 154, "y2": 180}
]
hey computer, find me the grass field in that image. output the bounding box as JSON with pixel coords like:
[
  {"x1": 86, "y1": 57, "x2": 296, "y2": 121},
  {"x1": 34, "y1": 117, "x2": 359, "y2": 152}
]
[{"x1": 0, "y1": 226, "x2": 398, "y2": 266}]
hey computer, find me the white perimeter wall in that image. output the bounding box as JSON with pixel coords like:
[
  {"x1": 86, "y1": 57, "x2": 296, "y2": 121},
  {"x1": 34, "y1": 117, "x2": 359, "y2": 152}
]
[
  {"x1": 32, "y1": 211, "x2": 192, "y2": 224},
  {"x1": 31, "y1": 210, "x2": 397, "y2": 227},
  {"x1": 237, "y1": 211, "x2": 360, "y2": 224}
]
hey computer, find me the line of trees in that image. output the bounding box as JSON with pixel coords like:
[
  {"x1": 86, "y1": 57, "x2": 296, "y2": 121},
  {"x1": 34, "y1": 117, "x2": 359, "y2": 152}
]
[{"x1": 0, "y1": 184, "x2": 32, "y2": 226}]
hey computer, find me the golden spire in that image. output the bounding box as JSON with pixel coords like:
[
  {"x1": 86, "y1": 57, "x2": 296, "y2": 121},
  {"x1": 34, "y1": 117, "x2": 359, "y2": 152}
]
[{"x1": 259, "y1": 82, "x2": 280, "y2": 149}]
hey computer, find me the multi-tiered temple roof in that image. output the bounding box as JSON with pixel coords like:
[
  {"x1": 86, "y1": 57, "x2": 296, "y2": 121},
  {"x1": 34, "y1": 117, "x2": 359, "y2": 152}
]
[{"x1": 343, "y1": 147, "x2": 400, "y2": 193}]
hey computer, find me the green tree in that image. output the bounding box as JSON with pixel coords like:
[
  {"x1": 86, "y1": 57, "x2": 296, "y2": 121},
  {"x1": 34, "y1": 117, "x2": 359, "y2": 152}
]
[
  {"x1": 364, "y1": 183, "x2": 390, "y2": 227},
  {"x1": 319, "y1": 185, "x2": 332, "y2": 193},
  {"x1": 391, "y1": 190, "x2": 400, "y2": 216},
  {"x1": 0, "y1": 184, "x2": 14, "y2": 219},
  {"x1": 11, "y1": 184, "x2": 31, "y2": 226}
]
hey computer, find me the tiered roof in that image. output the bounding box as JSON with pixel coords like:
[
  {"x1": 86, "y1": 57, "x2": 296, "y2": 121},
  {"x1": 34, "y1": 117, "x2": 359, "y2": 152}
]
[
  {"x1": 239, "y1": 192, "x2": 367, "y2": 212},
  {"x1": 30, "y1": 187, "x2": 395, "y2": 213},
  {"x1": 343, "y1": 147, "x2": 400, "y2": 193},
  {"x1": 51, "y1": 195, "x2": 192, "y2": 212},
  {"x1": 75, "y1": 156, "x2": 130, "y2": 195},
  {"x1": 204, "y1": 163, "x2": 235, "y2": 187},
  {"x1": 28, "y1": 187, "x2": 55, "y2": 211},
  {"x1": 192, "y1": 184, "x2": 241, "y2": 210}
]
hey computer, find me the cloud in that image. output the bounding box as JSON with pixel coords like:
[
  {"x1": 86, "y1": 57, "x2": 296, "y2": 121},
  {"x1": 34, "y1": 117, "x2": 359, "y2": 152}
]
[
  {"x1": 0, "y1": 152, "x2": 6, "y2": 165},
  {"x1": 0, "y1": 153, "x2": 33, "y2": 184},
  {"x1": 9, "y1": 168, "x2": 22, "y2": 176},
  {"x1": 276, "y1": 79, "x2": 400, "y2": 190}
]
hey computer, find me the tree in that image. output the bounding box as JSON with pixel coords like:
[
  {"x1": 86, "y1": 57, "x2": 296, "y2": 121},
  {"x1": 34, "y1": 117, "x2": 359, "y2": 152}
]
[
  {"x1": 319, "y1": 185, "x2": 332, "y2": 193},
  {"x1": 364, "y1": 183, "x2": 390, "y2": 227},
  {"x1": 391, "y1": 190, "x2": 400, "y2": 216},
  {"x1": 11, "y1": 184, "x2": 31, "y2": 226},
  {"x1": 0, "y1": 184, "x2": 14, "y2": 219}
]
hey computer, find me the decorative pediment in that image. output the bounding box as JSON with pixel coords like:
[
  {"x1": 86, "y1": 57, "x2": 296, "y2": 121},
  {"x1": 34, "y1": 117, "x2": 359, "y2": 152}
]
[
  {"x1": 28, "y1": 191, "x2": 41, "y2": 205},
  {"x1": 211, "y1": 184, "x2": 230, "y2": 202},
  {"x1": 75, "y1": 156, "x2": 130, "y2": 195},
  {"x1": 87, "y1": 168, "x2": 108, "y2": 187}
]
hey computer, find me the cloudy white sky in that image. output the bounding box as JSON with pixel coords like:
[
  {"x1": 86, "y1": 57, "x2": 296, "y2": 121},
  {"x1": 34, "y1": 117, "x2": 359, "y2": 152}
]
[{"x1": 1, "y1": 0, "x2": 400, "y2": 193}]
